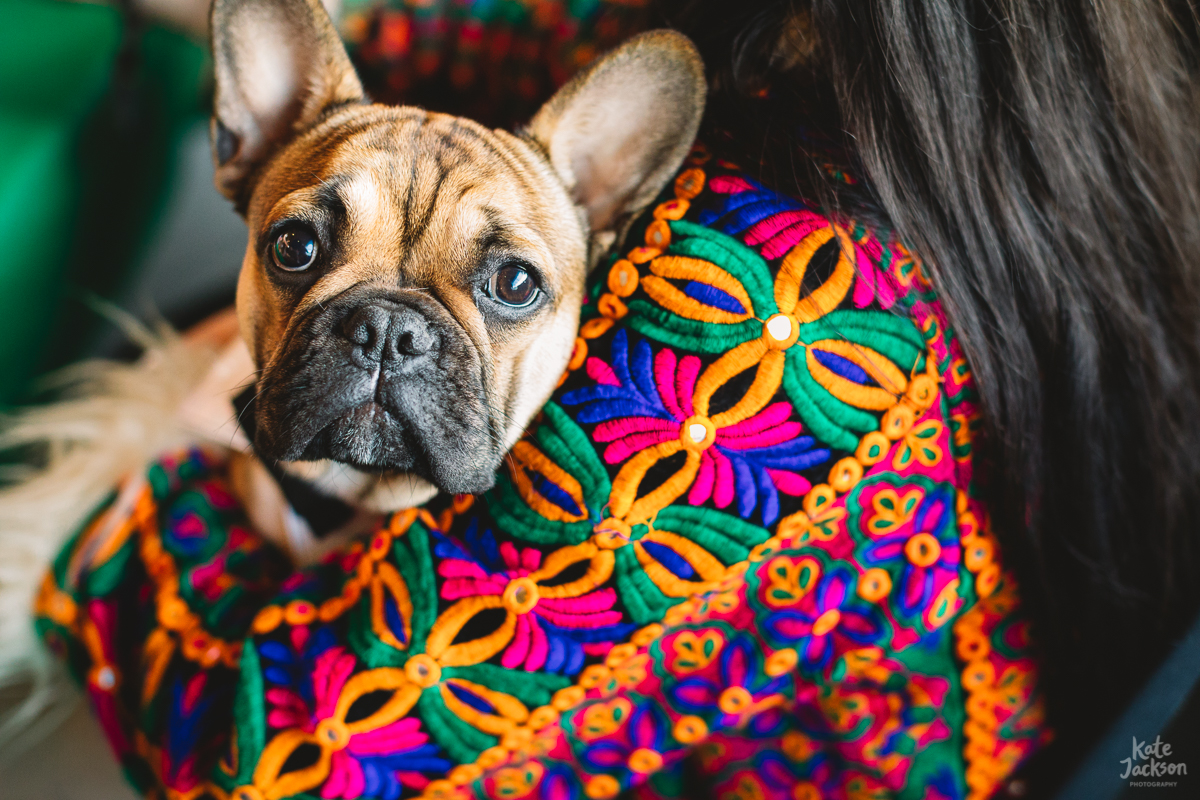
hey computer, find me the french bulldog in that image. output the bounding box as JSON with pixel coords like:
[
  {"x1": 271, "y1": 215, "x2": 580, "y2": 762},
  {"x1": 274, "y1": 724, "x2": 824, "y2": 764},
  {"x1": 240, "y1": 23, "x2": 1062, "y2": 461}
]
[{"x1": 204, "y1": 0, "x2": 705, "y2": 549}]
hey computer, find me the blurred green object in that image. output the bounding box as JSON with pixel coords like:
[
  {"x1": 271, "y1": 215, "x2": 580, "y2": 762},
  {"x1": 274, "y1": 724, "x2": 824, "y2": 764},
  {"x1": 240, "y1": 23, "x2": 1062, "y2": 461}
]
[{"x1": 0, "y1": 0, "x2": 208, "y2": 405}]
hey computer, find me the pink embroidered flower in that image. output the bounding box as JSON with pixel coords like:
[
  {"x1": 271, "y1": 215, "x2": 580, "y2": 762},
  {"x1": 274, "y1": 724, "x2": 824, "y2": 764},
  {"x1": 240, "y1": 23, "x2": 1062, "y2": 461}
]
[
  {"x1": 562, "y1": 331, "x2": 830, "y2": 525},
  {"x1": 264, "y1": 647, "x2": 448, "y2": 799},
  {"x1": 434, "y1": 524, "x2": 634, "y2": 674}
]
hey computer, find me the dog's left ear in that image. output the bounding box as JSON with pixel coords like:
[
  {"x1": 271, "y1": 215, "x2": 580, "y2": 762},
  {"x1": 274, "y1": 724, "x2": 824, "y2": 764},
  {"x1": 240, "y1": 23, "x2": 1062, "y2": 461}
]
[
  {"x1": 527, "y1": 30, "x2": 706, "y2": 239},
  {"x1": 209, "y1": 0, "x2": 364, "y2": 205}
]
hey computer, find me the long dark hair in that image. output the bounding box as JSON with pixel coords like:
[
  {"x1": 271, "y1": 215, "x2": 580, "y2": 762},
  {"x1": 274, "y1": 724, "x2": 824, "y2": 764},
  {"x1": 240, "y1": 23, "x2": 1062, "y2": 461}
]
[{"x1": 662, "y1": 0, "x2": 1200, "y2": 784}]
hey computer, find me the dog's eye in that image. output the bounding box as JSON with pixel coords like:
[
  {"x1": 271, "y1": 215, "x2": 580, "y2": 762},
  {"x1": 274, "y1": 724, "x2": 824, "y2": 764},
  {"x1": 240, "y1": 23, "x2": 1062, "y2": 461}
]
[
  {"x1": 486, "y1": 264, "x2": 539, "y2": 307},
  {"x1": 271, "y1": 225, "x2": 318, "y2": 271}
]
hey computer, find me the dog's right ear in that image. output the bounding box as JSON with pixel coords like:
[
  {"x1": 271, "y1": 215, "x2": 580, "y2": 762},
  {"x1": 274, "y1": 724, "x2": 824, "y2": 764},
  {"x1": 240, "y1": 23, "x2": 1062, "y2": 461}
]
[
  {"x1": 527, "y1": 30, "x2": 706, "y2": 241},
  {"x1": 210, "y1": 0, "x2": 364, "y2": 205}
]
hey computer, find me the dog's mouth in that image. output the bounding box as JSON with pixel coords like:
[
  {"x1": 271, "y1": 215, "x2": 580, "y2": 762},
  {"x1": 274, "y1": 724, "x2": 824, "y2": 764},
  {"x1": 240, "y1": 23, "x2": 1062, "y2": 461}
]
[
  {"x1": 243, "y1": 285, "x2": 501, "y2": 496},
  {"x1": 300, "y1": 400, "x2": 422, "y2": 475}
]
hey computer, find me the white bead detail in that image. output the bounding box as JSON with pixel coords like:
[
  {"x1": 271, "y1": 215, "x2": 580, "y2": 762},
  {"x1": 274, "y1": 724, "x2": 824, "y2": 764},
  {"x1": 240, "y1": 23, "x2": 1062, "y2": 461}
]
[
  {"x1": 688, "y1": 423, "x2": 708, "y2": 443},
  {"x1": 766, "y1": 315, "x2": 793, "y2": 341},
  {"x1": 95, "y1": 666, "x2": 116, "y2": 690}
]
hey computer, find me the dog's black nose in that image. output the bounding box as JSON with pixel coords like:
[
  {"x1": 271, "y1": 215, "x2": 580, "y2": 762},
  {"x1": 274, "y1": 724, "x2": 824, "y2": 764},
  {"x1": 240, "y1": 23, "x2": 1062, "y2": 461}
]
[{"x1": 340, "y1": 302, "x2": 436, "y2": 365}]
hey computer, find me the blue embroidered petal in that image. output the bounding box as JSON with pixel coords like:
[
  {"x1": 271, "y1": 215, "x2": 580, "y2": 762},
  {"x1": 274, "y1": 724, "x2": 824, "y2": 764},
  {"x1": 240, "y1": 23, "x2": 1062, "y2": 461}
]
[
  {"x1": 630, "y1": 336, "x2": 665, "y2": 413},
  {"x1": 641, "y1": 539, "x2": 696, "y2": 579},
  {"x1": 812, "y1": 348, "x2": 874, "y2": 385},
  {"x1": 684, "y1": 281, "x2": 746, "y2": 314},
  {"x1": 721, "y1": 197, "x2": 805, "y2": 236},
  {"x1": 572, "y1": 398, "x2": 666, "y2": 424}
]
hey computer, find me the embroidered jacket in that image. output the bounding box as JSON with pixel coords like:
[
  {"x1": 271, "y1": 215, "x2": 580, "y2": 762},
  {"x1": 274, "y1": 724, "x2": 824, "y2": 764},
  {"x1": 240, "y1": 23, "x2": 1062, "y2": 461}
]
[{"x1": 35, "y1": 150, "x2": 1049, "y2": 800}]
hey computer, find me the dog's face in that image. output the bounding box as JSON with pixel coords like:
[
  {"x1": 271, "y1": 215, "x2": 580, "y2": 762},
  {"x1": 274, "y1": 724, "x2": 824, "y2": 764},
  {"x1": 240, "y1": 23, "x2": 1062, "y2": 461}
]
[
  {"x1": 234, "y1": 108, "x2": 590, "y2": 497},
  {"x1": 210, "y1": 0, "x2": 704, "y2": 510}
]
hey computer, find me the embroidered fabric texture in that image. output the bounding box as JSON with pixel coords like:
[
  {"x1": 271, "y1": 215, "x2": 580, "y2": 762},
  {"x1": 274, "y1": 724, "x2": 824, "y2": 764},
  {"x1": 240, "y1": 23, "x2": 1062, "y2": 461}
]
[{"x1": 36, "y1": 150, "x2": 1049, "y2": 800}]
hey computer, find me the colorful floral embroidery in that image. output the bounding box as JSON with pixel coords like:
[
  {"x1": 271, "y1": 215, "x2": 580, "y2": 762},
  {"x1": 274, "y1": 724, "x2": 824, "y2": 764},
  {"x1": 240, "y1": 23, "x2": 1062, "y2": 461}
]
[
  {"x1": 36, "y1": 151, "x2": 1047, "y2": 800},
  {"x1": 258, "y1": 646, "x2": 447, "y2": 799},
  {"x1": 562, "y1": 330, "x2": 829, "y2": 525},
  {"x1": 849, "y1": 476, "x2": 963, "y2": 631},
  {"x1": 433, "y1": 523, "x2": 634, "y2": 674}
]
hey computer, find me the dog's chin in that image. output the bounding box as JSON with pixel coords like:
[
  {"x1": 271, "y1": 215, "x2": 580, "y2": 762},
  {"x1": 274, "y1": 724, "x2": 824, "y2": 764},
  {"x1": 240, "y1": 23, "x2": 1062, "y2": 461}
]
[
  {"x1": 299, "y1": 401, "x2": 419, "y2": 474},
  {"x1": 261, "y1": 400, "x2": 499, "y2": 497}
]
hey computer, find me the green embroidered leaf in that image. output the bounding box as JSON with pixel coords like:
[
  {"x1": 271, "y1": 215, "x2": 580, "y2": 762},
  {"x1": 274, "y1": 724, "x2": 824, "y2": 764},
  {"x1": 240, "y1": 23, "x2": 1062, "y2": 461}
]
[
  {"x1": 231, "y1": 644, "x2": 265, "y2": 784},
  {"x1": 539, "y1": 402, "x2": 610, "y2": 497},
  {"x1": 397, "y1": 523, "x2": 436, "y2": 651},
  {"x1": 614, "y1": 546, "x2": 671, "y2": 625},
  {"x1": 626, "y1": 299, "x2": 761, "y2": 354},
  {"x1": 446, "y1": 663, "x2": 570, "y2": 706},
  {"x1": 782, "y1": 352, "x2": 862, "y2": 452},
  {"x1": 668, "y1": 219, "x2": 777, "y2": 311},
  {"x1": 652, "y1": 505, "x2": 770, "y2": 562},
  {"x1": 418, "y1": 690, "x2": 492, "y2": 764}
]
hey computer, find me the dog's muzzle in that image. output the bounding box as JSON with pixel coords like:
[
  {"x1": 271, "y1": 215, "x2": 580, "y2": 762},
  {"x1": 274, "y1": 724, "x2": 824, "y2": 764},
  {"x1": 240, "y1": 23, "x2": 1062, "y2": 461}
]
[{"x1": 251, "y1": 285, "x2": 496, "y2": 495}]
